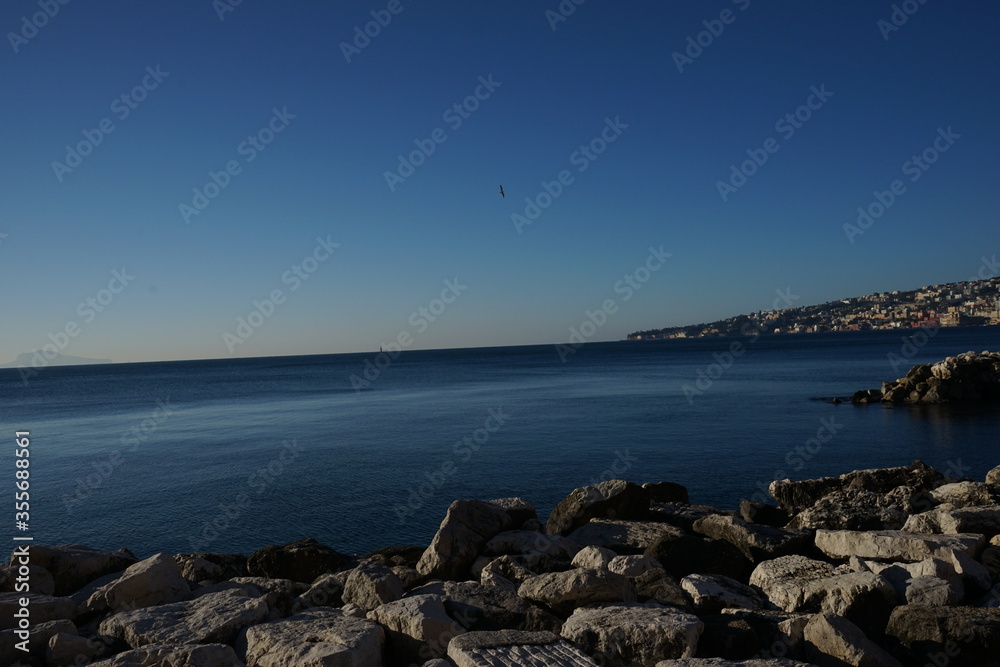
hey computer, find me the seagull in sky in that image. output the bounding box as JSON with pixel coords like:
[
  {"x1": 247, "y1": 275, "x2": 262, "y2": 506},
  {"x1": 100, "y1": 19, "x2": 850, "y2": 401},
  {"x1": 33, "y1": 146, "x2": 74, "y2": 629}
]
[{"x1": 499, "y1": 185, "x2": 505, "y2": 198}]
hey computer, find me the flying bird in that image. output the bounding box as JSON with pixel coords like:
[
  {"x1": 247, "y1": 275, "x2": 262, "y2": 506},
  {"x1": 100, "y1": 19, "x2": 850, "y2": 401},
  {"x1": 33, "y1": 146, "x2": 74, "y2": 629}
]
[{"x1": 499, "y1": 185, "x2": 505, "y2": 198}]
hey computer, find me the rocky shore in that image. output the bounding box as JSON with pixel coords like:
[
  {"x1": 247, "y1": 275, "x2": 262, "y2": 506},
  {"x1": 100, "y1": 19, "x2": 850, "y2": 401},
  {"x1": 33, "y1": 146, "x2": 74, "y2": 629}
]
[
  {"x1": 4, "y1": 461, "x2": 1000, "y2": 667},
  {"x1": 852, "y1": 350, "x2": 1000, "y2": 404}
]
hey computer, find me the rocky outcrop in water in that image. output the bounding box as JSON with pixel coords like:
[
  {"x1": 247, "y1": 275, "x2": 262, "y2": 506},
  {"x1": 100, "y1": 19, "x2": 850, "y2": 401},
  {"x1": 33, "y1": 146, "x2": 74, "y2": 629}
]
[
  {"x1": 4, "y1": 466, "x2": 1000, "y2": 666},
  {"x1": 852, "y1": 350, "x2": 1000, "y2": 404}
]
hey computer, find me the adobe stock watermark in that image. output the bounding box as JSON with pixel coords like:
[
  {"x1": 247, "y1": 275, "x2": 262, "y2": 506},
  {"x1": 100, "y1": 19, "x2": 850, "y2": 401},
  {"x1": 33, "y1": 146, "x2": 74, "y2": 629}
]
[
  {"x1": 18, "y1": 268, "x2": 135, "y2": 386},
  {"x1": 62, "y1": 398, "x2": 176, "y2": 514},
  {"x1": 970, "y1": 254, "x2": 999, "y2": 282},
  {"x1": 394, "y1": 407, "x2": 510, "y2": 523},
  {"x1": 340, "y1": 0, "x2": 413, "y2": 63},
  {"x1": 545, "y1": 0, "x2": 587, "y2": 31},
  {"x1": 350, "y1": 278, "x2": 468, "y2": 392},
  {"x1": 223, "y1": 236, "x2": 339, "y2": 353},
  {"x1": 672, "y1": 0, "x2": 751, "y2": 73},
  {"x1": 213, "y1": 0, "x2": 243, "y2": 21},
  {"x1": 716, "y1": 84, "x2": 833, "y2": 202},
  {"x1": 681, "y1": 287, "x2": 800, "y2": 404},
  {"x1": 189, "y1": 439, "x2": 303, "y2": 552},
  {"x1": 51, "y1": 66, "x2": 169, "y2": 183},
  {"x1": 877, "y1": 0, "x2": 930, "y2": 41},
  {"x1": 7, "y1": 0, "x2": 71, "y2": 54},
  {"x1": 556, "y1": 245, "x2": 671, "y2": 362},
  {"x1": 384, "y1": 75, "x2": 501, "y2": 192},
  {"x1": 179, "y1": 106, "x2": 296, "y2": 224},
  {"x1": 512, "y1": 116, "x2": 628, "y2": 234},
  {"x1": 843, "y1": 126, "x2": 959, "y2": 244}
]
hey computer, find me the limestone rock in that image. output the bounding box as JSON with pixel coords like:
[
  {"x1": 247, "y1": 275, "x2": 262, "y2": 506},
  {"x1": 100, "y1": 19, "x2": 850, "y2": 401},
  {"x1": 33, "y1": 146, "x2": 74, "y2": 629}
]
[
  {"x1": 680, "y1": 574, "x2": 767, "y2": 614},
  {"x1": 448, "y1": 630, "x2": 599, "y2": 666},
  {"x1": 88, "y1": 643, "x2": 243, "y2": 666},
  {"x1": 803, "y1": 613, "x2": 902, "y2": 667},
  {"x1": 0, "y1": 563, "x2": 55, "y2": 596},
  {"x1": 417, "y1": 500, "x2": 516, "y2": 580},
  {"x1": 518, "y1": 568, "x2": 636, "y2": 615},
  {"x1": 561, "y1": 603, "x2": 703, "y2": 665},
  {"x1": 243, "y1": 608, "x2": 383, "y2": 666},
  {"x1": 930, "y1": 481, "x2": 995, "y2": 508},
  {"x1": 648, "y1": 503, "x2": 734, "y2": 532},
  {"x1": 769, "y1": 461, "x2": 942, "y2": 514},
  {"x1": 987, "y1": 465, "x2": 1000, "y2": 487},
  {"x1": 904, "y1": 575, "x2": 963, "y2": 606},
  {"x1": 0, "y1": 618, "x2": 74, "y2": 662},
  {"x1": 570, "y1": 546, "x2": 617, "y2": 570},
  {"x1": 342, "y1": 560, "x2": 404, "y2": 613},
  {"x1": 814, "y1": 529, "x2": 984, "y2": 561},
  {"x1": 173, "y1": 552, "x2": 247, "y2": 583},
  {"x1": 785, "y1": 492, "x2": 909, "y2": 532},
  {"x1": 546, "y1": 480, "x2": 649, "y2": 536},
  {"x1": 692, "y1": 515, "x2": 810, "y2": 563},
  {"x1": 414, "y1": 580, "x2": 562, "y2": 634},
  {"x1": 740, "y1": 502, "x2": 790, "y2": 528},
  {"x1": 982, "y1": 546, "x2": 1000, "y2": 584},
  {"x1": 85, "y1": 553, "x2": 191, "y2": 614},
  {"x1": 480, "y1": 555, "x2": 536, "y2": 592},
  {"x1": 368, "y1": 594, "x2": 464, "y2": 661},
  {"x1": 634, "y1": 568, "x2": 691, "y2": 609},
  {"x1": 607, "y1": 554, "x2": 661, "y2": 578},
  {"x1": 246, "y1": 538, "x2": 350, "y2": 584},
  {"x1": 483, "y1": 530, "x2": 581, "y2": 561},
  {"x1": 886, "y1": 604, "x2": 1000, "y2": 667},
  {"x1": 569, "y1": 519, "x2": 683, "y2": 553},
  {"x1": 362, "y1": 545, "x2": 431, "y2": 569},
  {"x1": 902, "y1": 506, "x2": 1000, "y2": 538},
  {"x1": 488, "y1": 497, "x2": 539, "y2": 527},
  {"x1": 0, "y1": 593, "x2": 76, "y2": 630},
  {"x1": 47, "y1": 631, "x2": 107, "y2": 666},
  {"x1": 15, "y1": 544, "x2": 137, "y2": 596},
  {"x1": 294, "y1": 572, "x2": 345, "y2": 611},
  {"x1": 99, "y1": 588, "x2": 268, "y2": 648}
]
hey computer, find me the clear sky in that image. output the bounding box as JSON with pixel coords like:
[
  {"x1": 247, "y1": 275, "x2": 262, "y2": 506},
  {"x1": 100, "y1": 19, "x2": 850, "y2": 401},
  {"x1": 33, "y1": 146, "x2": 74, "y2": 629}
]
[{"x1": 2, "y1": 1, "x2": 998, "y2": 363}]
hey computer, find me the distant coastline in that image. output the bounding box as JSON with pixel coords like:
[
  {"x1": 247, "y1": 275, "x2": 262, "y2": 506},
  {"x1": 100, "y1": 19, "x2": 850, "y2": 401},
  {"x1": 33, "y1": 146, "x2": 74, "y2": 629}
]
[
  {"x1": 629, "y1": 276, "x2": 1000, "y2": 340},
  {"x1": 0, "y1": 352, "x2": 113, "y2": 369}
]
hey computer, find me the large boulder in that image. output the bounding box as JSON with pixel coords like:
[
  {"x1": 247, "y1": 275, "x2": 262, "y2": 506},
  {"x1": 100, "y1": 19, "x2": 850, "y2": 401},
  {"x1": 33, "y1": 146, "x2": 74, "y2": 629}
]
[
  {"x1": 417, "y1": 500, "x2": 516, "y2": 580},
  {"x1": 643, "y1": 481, "x2": 690, "y2": 504},
  {"x1": 342, "y1": 560, "x2": 404, "y2": 613},
  {"x1": 368, "y1": 594, "x2": 465, "y2": 662},
  {"x1": 680, "y1": 574, "x2": 768, "y2": 614},
  {"x1": 750, "y1": 556, "x2": 896, "y2": 636},
  {"x1": 99, "y1": 588, "x2": 268, "y2": 648},
  {"x1": 561, "y1": 603, "x2": 703, "y2": 665},
  {"x1": 886, "y1": 604, "x2": 1000, "y2": 667},
  {"x1": 173, "y1": 552, "x2": 247, "y2": 584},
  {"x1": 0, "y1": 593, "x2": 75, "y2": 630},
  {"x1": 15, "y1": 544, "x2": 137, "y2": 596},
  {"x1": 769, "y1": 462, "x2": 942, "y2": 514},
  {"x1": 483, "y1": 530, "x2": 581, "y2": 561},
  {"x1": 803, "y1": 613, "x2": 902, "y2": 667},
  {"x1": 930, "y1": 482, "x2": 995, "y2": 508},
  {"x1": 785, "y1": 491, "x2": 910, "y2": 532},
  {"x1": 84, "y1": 553, "x2": 191, "y2": 614},
  {"x1": 246, "y1": 538, "x2": 350, "y2": 583},
  {"x1": 518, "y1": 568, "x2": 636, "y2": 616},
  {"x1": 294, "y1": 573, "x2": 345, "y2": 611},
  {"x1": 569, "y1": 519, "x2": 684, "y2": 553},
  {"x1": 87, "y1": 643, "x2": 243, "y2": 666},
  {"x1": 571, "y1": 546, "x2": 618, "y2": 570},
  {"x1": 448, "y1": 629, "x2": 599, "y2": 666},
  {"x1": 987, "y1": 465, "x2": 1000, "y2": 487},
  {"x1": 414, "y1": 580, "x2": 561, "y2": 634},
  {"x1": 546, "y1": 480, "x2": 649, "y2": 536},
  {"x1": 814, "y1": 529, "x2": 984, "y2": 561},
  {"x1": 243, "y1": 608, "x2": 383, "y2": 667},
  {"x1": 903, "y1": 506, "x2": 1000, "y2": 538},
  {"x1": 692, "y1": 515, "x2": 810, "y2": 563},
  {"x1": 479, "y1": 555, "x2": 536, "y2": 592},
  {"x1": 634, "y1": 569, "x2": 692, "y2": 610}
]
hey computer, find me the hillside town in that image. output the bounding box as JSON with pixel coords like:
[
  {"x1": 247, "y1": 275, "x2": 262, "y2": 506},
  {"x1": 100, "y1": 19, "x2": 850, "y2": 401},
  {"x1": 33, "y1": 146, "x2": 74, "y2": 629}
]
[{"x1": 628, "y1": 275, "x2": 1000, "y2": 340}]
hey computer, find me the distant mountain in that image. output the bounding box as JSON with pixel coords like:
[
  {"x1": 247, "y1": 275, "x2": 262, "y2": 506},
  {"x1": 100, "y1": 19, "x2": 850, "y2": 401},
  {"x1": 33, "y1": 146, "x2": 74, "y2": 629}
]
[{"x1": 1, "y1": 352, "x2": 113, "y2": 368}]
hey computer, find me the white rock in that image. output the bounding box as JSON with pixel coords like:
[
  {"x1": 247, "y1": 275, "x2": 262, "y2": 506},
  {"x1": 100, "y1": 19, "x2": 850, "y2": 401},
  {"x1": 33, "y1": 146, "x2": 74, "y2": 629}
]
[
  {"x1": 368, "y1": 594, "x2": 465, "y2": 661},
  {"x1": 608, "y1": 555, "x2": 662, "y2": 578},
  {"x1": 562, "y1": 603, "x2": 703, "y2": 664},
  {"x1": 814, "y1": 529, "x2": 984, "y2": 561},
  {"x1": 570, "y1": 545, "x2": 617, "y2": 570},
  {"x1": 85, "y1": 553, "x2": 191, "y2": 613},
  {"x1": 244, "y1": 608, "x2": 384, "y2": 667}
]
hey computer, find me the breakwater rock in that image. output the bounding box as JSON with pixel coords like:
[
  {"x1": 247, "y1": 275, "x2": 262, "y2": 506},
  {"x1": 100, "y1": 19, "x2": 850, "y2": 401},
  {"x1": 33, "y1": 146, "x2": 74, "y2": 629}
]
[
  {"x1": 853, "y1": 350, "x2": 1000, "y2": 404},
  {"x1": 4, "y1": 462, "x2": 1000, "y2": 666}
]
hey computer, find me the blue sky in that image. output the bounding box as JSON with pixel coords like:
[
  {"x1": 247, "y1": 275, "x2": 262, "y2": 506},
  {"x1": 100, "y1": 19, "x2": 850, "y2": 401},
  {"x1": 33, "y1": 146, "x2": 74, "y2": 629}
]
[{"x1": 2, "y1": 0, "x2": 998, "y2": 363}]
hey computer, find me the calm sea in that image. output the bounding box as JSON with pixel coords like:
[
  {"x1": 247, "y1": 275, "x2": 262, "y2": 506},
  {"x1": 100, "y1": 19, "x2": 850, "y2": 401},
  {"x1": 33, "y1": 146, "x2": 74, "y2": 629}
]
[{"x1": 2, "y1": 327, "x2": 999, "y2": 558}]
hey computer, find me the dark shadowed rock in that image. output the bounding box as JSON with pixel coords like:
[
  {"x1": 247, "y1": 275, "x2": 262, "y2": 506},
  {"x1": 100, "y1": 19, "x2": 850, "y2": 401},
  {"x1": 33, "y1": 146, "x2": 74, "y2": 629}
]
[
  {"x1": 644, "y1": 482, "x2": 690, "y2": 504},
  {"x1": 694, "y1": 615, "x2": 761, "y2": 660},
  {"x1": 886, "y1": 604, "x2": 1000, "y2": 667},
  {"x1": 546, "y1": 480, "x2": 649, "y2": 536},
  {"x1": 804, "y1": 613, "x2": 903, "y2": 667},
  {"x1": 569, "y1": 519, "x2": 683, "y2": 554},
  {"x1": 414, "y1": 580, "x2": 562, "y2": 634},
  {"x1": 740, "y1": 502, "x2": 790, "y2": 528},
  {"x1": 0, "y1": 593, "x2": 76, "y2": 630},
  {"x1": 417, "y1": 499, "x2": 516, "y2": 581},
  {"x1": 649, "y1": 503, "x2": 734, "y2": 532},
  {"x1": 174, "y1": 552, "x2": 248, "y2": 583},
  {"x1": 87, "y1": 643, "x2": 243, "y2": 666},
  {"x1": 246, "y1": 538, "x2": 350, "y2": 583},
  {"x1": 635, "y1": 568, "x2": 692, "y2": 610},
  {"x1": 680, "y1": 574, "x2": 769, "y2": 614},
  {"x1": 367, "y1": 593, "x2": 464, "y2": 663},
  {"x1": 448, "y1": 630, "x2": 599, "y2": 666},
  {"x1": 361, "y1": 545, "x2": 426, "y2": 569},
  {"x1": 646, "y1": 534, "x2": 753, "y2": 583},
  {"x1": 693, "y1": 515, "x2": 811, "y2": 563}
]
